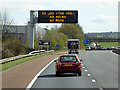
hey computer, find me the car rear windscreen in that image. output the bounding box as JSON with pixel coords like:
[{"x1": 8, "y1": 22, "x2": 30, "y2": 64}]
[{"x1": 60, "y1": 56, "x2": 77, "y2": 62}]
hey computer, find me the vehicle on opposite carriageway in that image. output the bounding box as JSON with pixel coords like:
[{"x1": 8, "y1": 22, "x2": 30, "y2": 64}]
[{"x1": 86, "y1": 46, "x2": 91, "y2": 51}]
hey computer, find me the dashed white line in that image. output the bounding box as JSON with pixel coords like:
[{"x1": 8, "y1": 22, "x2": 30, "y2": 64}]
[
  {"x1": 26, "y1": 57, "x2": 103, "y2": 89},
  {"x1": 99, "y1": 87, "x2": 104, "y2": 90},
  {"x1": 82, "y1": 63, "x2": 103, "y2": 90},
  {"x1": 92, "y1": 79, "x2": 96, "y2": 83},
  {"x1": 87, "y1": 74, "x2": 91, "y2": 76},
  {"x1": 82, "y1": 67, "x2": 85, "y2": 68}
]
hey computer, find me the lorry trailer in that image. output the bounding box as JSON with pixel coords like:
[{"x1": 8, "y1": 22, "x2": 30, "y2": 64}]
[{"x1": 68, "y1": 39, "x2": 79, "y2": 54}]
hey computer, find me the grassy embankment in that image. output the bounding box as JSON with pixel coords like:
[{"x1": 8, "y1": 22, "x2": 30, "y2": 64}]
[
  {"x1": 1, "y1": 50, "x2": 67, "y2": 71},
  {"x1": 97, "y1": 42, "x2": 118, "y2": 48}
]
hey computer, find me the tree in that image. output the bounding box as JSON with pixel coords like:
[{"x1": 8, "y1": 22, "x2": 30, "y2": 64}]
[
  {"x1": 59, "y1": 33, "x2": 67, "y2": 47},
  {"x1": 51, "y1": 39, "x2": 58, "y2": 50},
  {"x1": 58, "y1": 24, "x2": 84, "y2": 39},
  {"x1": 44, "y1": 24, "x2": 85, "y2": 50},
  {"x1": 58, "y1": 38, "x2": 64, "y2": 49},
  {"x1": 58, "y1": 24, "x2": 85, "y2": 49},
  {"x1": 0, "y1": 10, "x2": 14, "y2": 40},
  {"x1": 1, "y1": 10, "x2": 27, "y2": 58},
  {"x1": 43, "y1": 27, "x2": 67, "y2": 50},
  {"x1": 2, "y1": 37, "x2": 26, "y2": 58}
]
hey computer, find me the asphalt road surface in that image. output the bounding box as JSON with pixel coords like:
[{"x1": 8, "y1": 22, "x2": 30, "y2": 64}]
[
  {"x1": 80, "y1": 51, "x2": 118, "y2": 88},
  {"x1": 30, "y1": 51, "x2": 118, "y2": 89}
]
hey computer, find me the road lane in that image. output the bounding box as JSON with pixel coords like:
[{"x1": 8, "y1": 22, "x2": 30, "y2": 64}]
[
  {"x1": 80, "y1": 51, "x2": 118, "y2": 88},
  {"x1": 31, "y1": 58, "x2": 101, "y2": 88},
  {"x1": 30, "y1": 50, "x2": 118, "y2": 89}
]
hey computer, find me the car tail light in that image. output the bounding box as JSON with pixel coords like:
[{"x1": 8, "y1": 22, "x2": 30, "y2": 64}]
[
  {"x1": 58, "y1": 56, "x2": 61, "y2": 62},
  {"x1": 56, "y1": 57, "x2": 61, "y2": 66},
  {"x1": 76, "y1": 56, "x2": 81, "y2": 66}
]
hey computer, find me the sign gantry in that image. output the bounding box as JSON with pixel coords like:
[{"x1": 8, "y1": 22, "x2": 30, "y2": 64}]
[{"x1": 30, "y1": 10, "x2": 78, "y2": 49}]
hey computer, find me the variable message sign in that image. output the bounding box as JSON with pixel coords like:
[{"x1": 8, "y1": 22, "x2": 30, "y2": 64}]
[{"x1": 38, "y1": 10, "x2": 78, "y2": 23}]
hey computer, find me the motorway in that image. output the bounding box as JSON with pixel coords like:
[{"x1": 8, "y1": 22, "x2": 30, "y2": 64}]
[
  {"x1": 80, "y1": 51, "x2": 118, "y2": 88},
  {"x1": 30, "y1": 51, "x2": 118, "y2": 89}
]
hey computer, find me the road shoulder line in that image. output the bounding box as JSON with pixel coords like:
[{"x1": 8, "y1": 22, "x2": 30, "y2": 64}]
[
  {"x1": 110, "y1": 50, "x2": 119, "y2": 56},
  {"x1": 26, "y1": 58, "x2": 57, "y2": 89}
]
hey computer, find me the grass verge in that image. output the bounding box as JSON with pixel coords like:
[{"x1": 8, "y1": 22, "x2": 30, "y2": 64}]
[
  {"x1": 1, "y1": 50, "x2": 67, "y2": 71},
  {"x1": 97, "y1": 42, "x2": 118, "y2": 48}
]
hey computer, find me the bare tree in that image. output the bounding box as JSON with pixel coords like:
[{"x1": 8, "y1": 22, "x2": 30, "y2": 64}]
[{"x1": 0, "y1": 10, "x2": 14, "y2": 40}]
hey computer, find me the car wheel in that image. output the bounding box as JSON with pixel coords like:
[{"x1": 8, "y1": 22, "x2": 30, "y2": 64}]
[
  {"x1": 78, "y1": 72, "x2": 81, "y2": 76},
  {"x1": 56, "y1": 71, "x2": 59, "y2": 77}
]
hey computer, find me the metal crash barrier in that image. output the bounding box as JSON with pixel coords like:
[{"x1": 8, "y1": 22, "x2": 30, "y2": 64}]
[{"x1": 0, "y1": 50, "x2": 54, "y2": 64}]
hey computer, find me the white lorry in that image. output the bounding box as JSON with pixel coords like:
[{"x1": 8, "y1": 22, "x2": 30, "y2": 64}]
[{"x1": 90, "y1": 42, "x2": 97, "y2": 50}]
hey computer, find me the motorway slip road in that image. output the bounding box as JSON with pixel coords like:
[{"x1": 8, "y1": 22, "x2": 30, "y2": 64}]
[{"x1": 2, "y1": 52, "x2": 67, "y2": 88}]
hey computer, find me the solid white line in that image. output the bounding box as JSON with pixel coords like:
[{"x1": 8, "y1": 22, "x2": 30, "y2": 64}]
[
  {"x1": 85, "y1": 70, "x2": 87, "y2": 72},
  {"x1": 26, "y1": 58, "x2": 57, "y2": 90},
  {"x1": 110, "y1": 50, "x2": 119, "y2": 56}
]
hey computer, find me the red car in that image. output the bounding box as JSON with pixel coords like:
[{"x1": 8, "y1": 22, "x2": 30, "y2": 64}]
[{"x1": 54, "y1": 54, "x2": 82, "y2": 76}]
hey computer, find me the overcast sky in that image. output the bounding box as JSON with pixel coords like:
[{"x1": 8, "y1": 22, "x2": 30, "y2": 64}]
[{"x1": 0, "y1": 0, "x2": 119, "y2": 33}]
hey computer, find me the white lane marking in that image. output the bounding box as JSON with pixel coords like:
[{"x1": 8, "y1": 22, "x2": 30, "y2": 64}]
[
  {"x1": 82, "y1": 63, "x2": 103, "y2": 90},
  {"x1": 26, "y1": 58, "x2": 57, "y2": 90},
  {"x1": 110, "y1": 50, "x2": 119, "y2": 56},
  {"x1": 92, "y1": 79, "x2": 96, "y2": 83},
  {"x1": 87, "y1": 74, "x2": 91, "y2": 76},
  {"x1": 82, "y1": 63, "x2": 103, "y2": 89},
  {"x1": 99, "y1": 87, "x2": 104, "y2": 90},
  {"x1": 82, "y1": 67, "x2": 85, "y2": 68},
  {"x1": 81, "y1": 64, "x2": 83, "y2": 66}
]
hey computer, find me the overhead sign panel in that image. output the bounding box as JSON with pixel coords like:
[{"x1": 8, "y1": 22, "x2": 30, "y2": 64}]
[
  {"x1": 38, "y1": 10, "x2": 78, "y2": 23},
  {"x1": 39, "y1": 40, "x2": 50, "y2": 45},
  {"x1": 83, "y1": 40, "x2": 89, "y2": 46}
]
